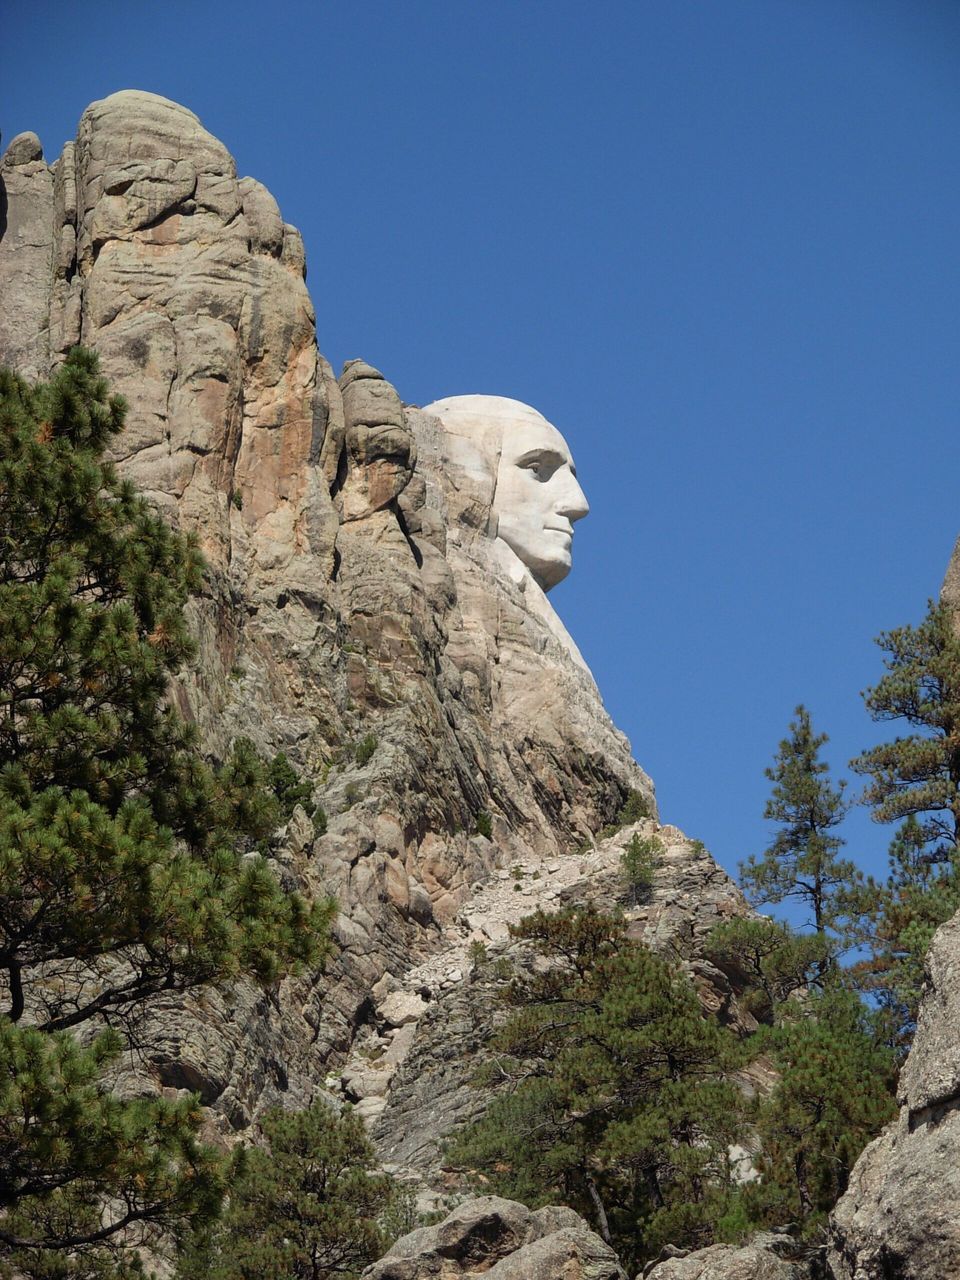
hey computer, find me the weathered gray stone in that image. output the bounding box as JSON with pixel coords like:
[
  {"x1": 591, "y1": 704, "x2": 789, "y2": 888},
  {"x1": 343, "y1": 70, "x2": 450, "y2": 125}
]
[
  {"x1": 3, "y1": 131, "x2": 43, "y2": 165},
  {"x1": 378, "y1": 991, "x2": 427, "y2": 1028},
  {"x1": 897, "y1": 909, "x2": 960, "y2": 1114},
  {"x1": 828, "y1": 909, "x2": 960, "y2": 1278},
  {"x1": 335, "y1": 360, "x2": 416, "y2": 522},
  {"x1": 0, "y1": 130, "x2": 54, "y2": 379},
  {"x1": 0, "y1": 95, "x2": 751, "y2": 1202},
  {"x1": 363, "y1": 1196, "x2": 627, "y2": 1280},
  {"x1": 942, "y1": 535, "x2": 960, "y2": 612},
  {"x1": 644, "y1": 1234, "x2": 810, "y2": 1279}
]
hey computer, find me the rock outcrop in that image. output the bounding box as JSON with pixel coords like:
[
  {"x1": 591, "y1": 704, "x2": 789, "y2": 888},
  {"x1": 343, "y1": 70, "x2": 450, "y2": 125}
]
[
  {"x1": 644, "y1": 1234, "x2": 810, "y2": 1280},
  {"x1": 362, "y1": 1196, "x2": 628, "y2": 1280},
  {"x1": 0, "y1": 91, "x2": 756, "y2": 1201},
  {"x1": 828, "y1": 908, "x2": 960, "y2": 1279},
  {"x1": 941, "y1": 535, "x2": 960, "y2": 612},
  {"x1": 363, "y1": 821, "x2": 755, "y2": 1183},
  {"x1": 0, "y1": 130, "x2": 53, "y2": 382}
]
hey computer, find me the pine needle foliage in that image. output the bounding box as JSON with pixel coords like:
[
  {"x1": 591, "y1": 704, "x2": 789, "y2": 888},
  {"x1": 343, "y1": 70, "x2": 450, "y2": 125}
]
[
  {"x1": 178, "y1": 1102, "x2": 403, "y2": 1280},
  {"x1": 743, "y1": 989, "x2": 896, "y2": 1237},
  {"x1": 848, "y1": 816, "x2": 960, "y2": 1045},
  {"x1": 447, "y1": 906, "x2": 744, "y2": 1271},
  {"x1": 851, "y1": 600, "x2": 960, "y2": 850},
  {"x1": 0, "y1": 1023, "x2": 222, "y2": 1277},
  {"x1": 619, "y1": 833, "x2": 658, "y2": 905},
  {"x1": 740, "y1": 705, "x2": 859, "y2": 938},
  {"x1": 0, "y1": 352, "x2": 335, "y2": 1275},
  {"x1": 847, "y1": 600, "x2": 960, "y2": 1036},
  {"x1": 704, "y1": 918, "x2": 832, "y2": 1023}
]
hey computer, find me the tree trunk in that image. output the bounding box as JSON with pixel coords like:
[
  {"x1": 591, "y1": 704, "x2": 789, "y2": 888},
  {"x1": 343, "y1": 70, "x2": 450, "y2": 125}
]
[
  {"x1": 7, "y1": 959, "x2": 23, "y2": 1022},
  {"x1": 585, "y1": 1174, "x2": 613, "y2": 1246},
  {"x1": 795, "y1": 1149, "x2": 813, "y2": 1217}
]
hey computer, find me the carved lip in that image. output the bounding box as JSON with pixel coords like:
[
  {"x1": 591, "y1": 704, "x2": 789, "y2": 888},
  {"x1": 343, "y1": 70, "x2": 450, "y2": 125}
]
[{"x1": 544, "y1": 522, "x2": 573, "y2": 537}]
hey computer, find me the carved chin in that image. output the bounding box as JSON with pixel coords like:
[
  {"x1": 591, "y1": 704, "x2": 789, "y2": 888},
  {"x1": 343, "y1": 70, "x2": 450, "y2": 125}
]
[
  {"x1": 535, "y1": 553, "x2": 573, "y2": 592},
  {"x1": 498, "y1": 533, "x2": 572, "y2": 593}
]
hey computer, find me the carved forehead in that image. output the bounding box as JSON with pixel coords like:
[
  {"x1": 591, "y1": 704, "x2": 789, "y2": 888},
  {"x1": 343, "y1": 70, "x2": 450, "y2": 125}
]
[
  {"x1": 422, "y1": 394, "x2": 569, "y2": 461},
  {"x1": 424, "y1": 393, "x2": 545, "y2": 433}
]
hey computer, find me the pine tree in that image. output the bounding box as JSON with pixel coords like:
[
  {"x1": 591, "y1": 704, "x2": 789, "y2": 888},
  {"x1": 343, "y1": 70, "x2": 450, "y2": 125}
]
[
  {"x1": 0, "y1": 1024, "x2": 222, "y2": 1277},
  {"x1": 846, "y1": 818, "x2": 960, "y2": 1044},
  {"x1": 178, "y1": 1102, "x2": 406, "y2": 1280},
  {"x1": 704, "y1": 918, "x2": 832, "y2": 1023},
  {"x1": 851, "y1": 600, "x2": 960, "y2": 853},
  {"x1": 740, "y1": 705, "x2": 859, "y2": 939},
  {"x1": 619, "y1": 833, "x2": 659, "y2": 905},
  {"x1": 448, "y1": 907, "x2": 744, "y2": 1271},
  {"x1": 744, "y1": 989, "x2": 896, "y2": 1236},
  {"x1": 0, "y1": 352, "x2": 335, "y2": 1275},
  {"x1": 848, "y1": 600, "x2": 960, "y2": 1033}
]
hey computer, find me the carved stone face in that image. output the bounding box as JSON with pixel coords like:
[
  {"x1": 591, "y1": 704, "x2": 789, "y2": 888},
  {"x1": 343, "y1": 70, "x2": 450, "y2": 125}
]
[
  {"x1": 422, "y1": 395, "x2": 589, "y2": 591},
  {"x1": 492, "y1": 404, "x2": 589, "y2": 590}
]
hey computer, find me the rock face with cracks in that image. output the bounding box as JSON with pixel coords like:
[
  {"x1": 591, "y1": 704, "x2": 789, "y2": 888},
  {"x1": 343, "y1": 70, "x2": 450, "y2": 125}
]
[
  {"x1": 828, "y1": 907, "x2": 960, "y2": 1279},
  {"x1": 0, "y1": 90, "x2": 672, "y2": 1136},
  {"x1": 13, "y1": 85, "x2": 960, "y2": 1280},
  {"x1": 362, "y1": 1196, "x2": 628, "y2": 1280},
  {"x1": 0, "y1": 89, "x2": 761, "y2": 1245},
  {"x1": 643, "y1": 1233, "x2": 810, "y2": 1280}
]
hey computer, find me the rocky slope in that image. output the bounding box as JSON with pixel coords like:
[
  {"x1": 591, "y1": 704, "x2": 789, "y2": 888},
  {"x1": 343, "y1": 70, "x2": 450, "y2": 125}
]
[
  {"x1": 353, "y1": 820, "x2": 758, "y2": 1191},
  {"x1": 1, "y1": 91, "x2": 757, "y2": 1154},
  {"x1": 0, "y1": 89, "x2": 827, "y2": 1280},
  {"x1": 9, "y1": 88, "x2": 960, "y2": 1280}
]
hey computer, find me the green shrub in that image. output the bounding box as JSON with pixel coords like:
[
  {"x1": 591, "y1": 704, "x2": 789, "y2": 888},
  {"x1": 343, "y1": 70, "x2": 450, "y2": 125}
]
[
  {"x1": 354, "y1": 733, "x2": 378, "y2": 766},
  {"x1": 344, "y1": 782, "x2": 362, "y2": 809},
  {"x1": 178, "y1": 1101, "x2": 403, "y2": 1279},
  {"x1": 473, "y1": 810, "x2": 493, "y2": 839},
  {"x1": 618, "y1": 789, "x2": 650, "y2": 825},
  {"x1": 268, "y1": 751, "x2": 314, "y2": 820},
  {"x1": 620, "y1": 833, "x2": 660, "y2": 905},
  {"x1": 447, "y1": 906, "x2": 745, "y2": 1271},
  {"x1": 597, "y1": 789, "x2": 651, "y2": 840}
]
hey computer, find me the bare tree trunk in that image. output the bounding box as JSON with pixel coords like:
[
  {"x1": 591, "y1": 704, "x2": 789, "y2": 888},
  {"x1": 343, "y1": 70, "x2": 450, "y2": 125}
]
[{"x1": 585, "y1": 1173, "x2": 613, "y2": 1246}]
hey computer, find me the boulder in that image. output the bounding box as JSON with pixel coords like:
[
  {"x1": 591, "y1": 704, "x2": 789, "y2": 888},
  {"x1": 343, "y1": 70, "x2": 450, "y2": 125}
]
[
  {"x1": 363, "y1": 1196, "x2": 627, "y2": 1280},
  {"x1": 378, "y1": 991, "x2": 428, "y2": 1028},
  {"x1": 644, "y1": 1234, "x2": 810, "y2": 1279}
]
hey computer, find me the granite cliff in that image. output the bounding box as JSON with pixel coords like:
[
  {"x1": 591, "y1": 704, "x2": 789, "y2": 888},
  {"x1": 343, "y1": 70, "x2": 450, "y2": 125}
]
[
  {"x1": 0, "y1": 88, "x2": 751, "y2": 1161},
  {"x1": 9, "y1": 90, "x2": 960, "y2": 1280}
]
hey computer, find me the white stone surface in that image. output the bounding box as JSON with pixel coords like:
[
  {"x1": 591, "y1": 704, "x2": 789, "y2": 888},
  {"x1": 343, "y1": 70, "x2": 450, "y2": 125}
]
[
  {"x1": 421, "y1": 394, "x2": 588, "y2": 592},
  {"x1": 376, "y1": 990, "x2": 427, "y2": 1027}
]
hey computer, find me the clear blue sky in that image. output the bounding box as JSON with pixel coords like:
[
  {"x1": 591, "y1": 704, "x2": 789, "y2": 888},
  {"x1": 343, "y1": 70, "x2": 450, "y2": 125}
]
[{"x1": 4, "y1": 0, "x2": 959, "y2": 910}]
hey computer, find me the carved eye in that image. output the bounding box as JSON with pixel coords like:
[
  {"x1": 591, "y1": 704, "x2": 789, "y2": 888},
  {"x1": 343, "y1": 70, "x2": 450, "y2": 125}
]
[{"x1": 523, "y1": 456, "x2": 553, "y2": 480}]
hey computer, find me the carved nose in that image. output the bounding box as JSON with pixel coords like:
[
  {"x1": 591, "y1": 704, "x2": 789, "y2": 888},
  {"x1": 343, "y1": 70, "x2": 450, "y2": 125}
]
[{"x1": 556, "y1": 472, "x2": 589, "y2": 523}]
